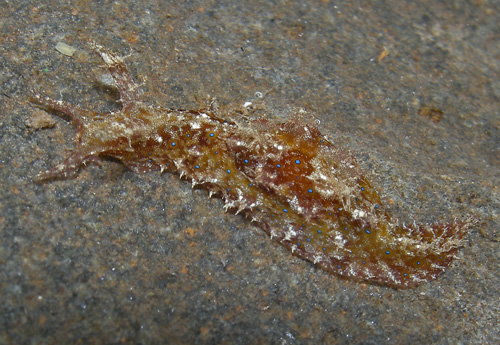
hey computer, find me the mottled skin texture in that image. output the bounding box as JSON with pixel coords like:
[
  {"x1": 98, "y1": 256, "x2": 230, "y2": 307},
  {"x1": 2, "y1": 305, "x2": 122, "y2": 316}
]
[{"x1": 30, "y1": 42, "x2": 473, "y2": 288}]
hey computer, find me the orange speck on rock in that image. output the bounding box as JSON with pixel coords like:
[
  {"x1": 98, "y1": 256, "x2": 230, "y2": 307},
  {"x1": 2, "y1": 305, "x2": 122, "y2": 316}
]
[
  {"x1": 39, "y1": 316, "x2": 47, "y2": 326},
  {"x1": 185, "y1": 227, "x2": 196, "y2": 237},
  {"x1": 127, "y1": 35, "x2": 139, "y2": 44},
  {"x1": 377, "y1": 47, "x2": 390, "y2": 62}
]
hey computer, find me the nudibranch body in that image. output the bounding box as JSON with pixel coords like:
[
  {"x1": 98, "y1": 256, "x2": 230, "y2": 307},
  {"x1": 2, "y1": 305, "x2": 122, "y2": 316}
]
[{"x1": 30, "y1": 42, "x2": 472, "y2": 288}]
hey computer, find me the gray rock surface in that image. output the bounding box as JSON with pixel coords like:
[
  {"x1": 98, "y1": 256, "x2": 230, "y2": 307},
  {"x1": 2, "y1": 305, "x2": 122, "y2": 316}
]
[{"x1": 1, "y1": 1, "x2": 498, "y2": 344}]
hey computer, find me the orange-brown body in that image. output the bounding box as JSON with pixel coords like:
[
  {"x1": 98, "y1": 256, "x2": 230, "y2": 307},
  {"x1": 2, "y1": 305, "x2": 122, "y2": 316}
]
[{"x1": 30, "y1": 42, "x2": 472, "y2": 288}]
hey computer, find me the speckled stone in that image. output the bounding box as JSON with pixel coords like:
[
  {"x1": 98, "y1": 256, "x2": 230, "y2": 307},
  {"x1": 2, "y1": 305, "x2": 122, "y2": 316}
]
[{"x1": 0, "y1": 0, "x2": 498, "y2": 344}]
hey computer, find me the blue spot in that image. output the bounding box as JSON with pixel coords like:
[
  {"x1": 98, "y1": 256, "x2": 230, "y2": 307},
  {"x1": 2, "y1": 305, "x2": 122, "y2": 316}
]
[
  {"x1": 344, "y1": 227, "x2": 348, "y2": 231},
  {"x1": 338, "y1": 207, "x2": 342, "y2": 211},
  {"x1": 227, "y1": 169, "x2": 231, "y2": 174},
  {"x1": 362, "y1": 261, "x2": 366, "y2": 264},
  {"x1": 317, "y1": 230, "x2": 322, "y2": 234},
  {"x1": 148, "y1": 159, "x2": 152, "y2": 163},
  {"x1": 209, "y1": 133, "x2": 214, "y2": 137},
  {"x1": 148, "y1": 153, "x2": 152, "y2": 156},
  {"x1": 306, "y1": 238, "x2": 311, "y2": 242},
  {"x1": 385, "y1": 251, "x2": 390, "y2": 255},
  {"x1": 187, "y1": 134, "x2": 191, "y2": 138},
  {"x1": 320, "y1": 140, "x2": 324, "y2": 143},
  {"x1": 215, "y1": 151, "x2": 218, "y2": 154},
  {"x1": 337, "y1": 265, "x2": 341, "y2": 268},
  {"x1": 226, "y1": 188, "x2": 230, "y2": 191},
  {"x1": 283, "y1": 209, "x2": 288, "y2": 213},
  {"x1": 244, "y1": 159, "x2": 249, "y2": 164},
  {"x1": 329, "y1": 212, "x2": 332, "y2": 216},
  {"x1": 295, "y1": 159, "x2": 301, "y2": 164},
  {"x1": 403, "y1": 273, "x2": 408, "y2": 277},
  {"x1": 322, "y1": 248, "x2": 326, "y2": 251},
  {"x1": 307, "y1": 189, "x2": 313, "y2": 193},
  {"x1": 171, "y1": 142, "x2": 176, "y2": 146},
  {"x1": 417, "y1": 261, "x2": 421, "y2": 265},
  {"x1": 361, "y1": 187, "x2": 365, "y2": 191},
  {"x1": 248, "y1": 183, "x2": 252, "y2": 187},
  {"x1": 195, "y1": 165, "x2": 200, "y2": 169},
  {"x1": 375, "y1": 204, "x2": 379, "y2": 209},
  {"x1": 276, "y1": 164, "x2": 281, "y2": 168},
  {"x1": 365, "y1": 230, "x2": 371, "y2": 234},
  {"x1": 297, "y1": 243, "x2": 301, "y2": 246},
  {"x1": 299, "y1": 226, "x2": 304, "y2": 230}
]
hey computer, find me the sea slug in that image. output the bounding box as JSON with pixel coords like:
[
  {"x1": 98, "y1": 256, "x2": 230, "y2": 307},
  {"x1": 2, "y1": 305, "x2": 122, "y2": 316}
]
[{"x1": 30, "y1": 41, "x2": 473, "y2": 288}]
